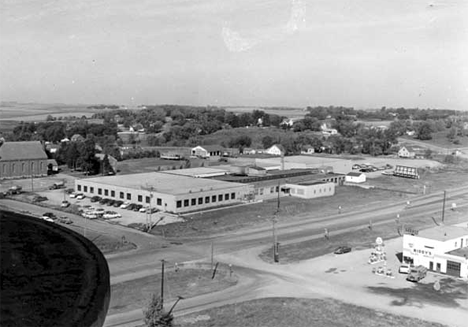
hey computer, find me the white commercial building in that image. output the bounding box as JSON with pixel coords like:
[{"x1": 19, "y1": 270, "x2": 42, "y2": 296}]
[
  {"x1": 345, "y1": 172, "x2": 366, "y2": 183},
  {"x1": 75, "y1": 172, "x2": 252, "y2": 214},
  {"x1": 402, "y1": 225, "x2": 468, "y2": 278}
]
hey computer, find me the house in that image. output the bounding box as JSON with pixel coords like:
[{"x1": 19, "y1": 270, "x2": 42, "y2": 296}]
[
  {"x1": 398, "y1": 146, "x2": 416, "y2": 158},
  {"x1": 45, "y1": 143, "x2": 60, "y2": 155},
  {"x1": 0, "y1": 141, "x2": 48, "y2": 179},
  {"x1": 301, "y1": 147, "x2": 315, "y2": 155},
  {"x1": 242, "y1": 148, "x2": 258, "y2": 155},
  {"x1": 345, "y1": 172, "x2": 366, "y2": 184},
  {"x1": 265, "y1": 144, "x2": 285, "y2": 156},
  {"x1": 191, "y1": 145, "x2": 224, "y2": 158},
  {"x1": 280, "y1": 118, "x2": 301, "y2": 128},
  {"x1": 95, "y1": 153, "x2": 118, "y2": 173},
  {"x1": 321, "y1": 123, "x2": 338, "y2": 137}
]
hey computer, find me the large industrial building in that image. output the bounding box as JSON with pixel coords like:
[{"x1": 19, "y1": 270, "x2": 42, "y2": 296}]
[
  {"x1": 402, "y1": 225, "x2": 468, "y2": 278},
  {"x1": 75, "y1": 172, "x2": 253, "y2": 214},
  {"x1": 75, "y1": 155, "x2": 351, "y2": 215}
]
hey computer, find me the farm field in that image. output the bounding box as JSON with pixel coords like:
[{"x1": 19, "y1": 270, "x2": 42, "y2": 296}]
[{"x1": 401, "y1": 132, "x2": 468, "y2": 149}]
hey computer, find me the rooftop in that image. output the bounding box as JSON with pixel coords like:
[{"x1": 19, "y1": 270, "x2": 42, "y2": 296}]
[
  {"x1": 256, "y1": 155, "x2": 351, "y2": 165},
  {"x1": 347, "y1": 172, "x2": 363, "y2": 177},
  {"x1": 417, "y1": 225, "x2": 468, "y2": 242},
  {"x1": 161, "y1": 167, "x2": 229, "y2": 178},
  {"x1": 447, "y1": 247, "x2": 468, "y2": 258},
  {"x1": 0, "y1": 141, "x2": 47, "y2": 161},
  {"x1": 79, "y1": 172, "x2": 246, "y2": 195}
]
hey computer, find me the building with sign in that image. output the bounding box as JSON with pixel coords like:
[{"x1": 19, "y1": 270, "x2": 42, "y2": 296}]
[{"x1": 402, "y1": 225, "x2": 468, "y2": 278}]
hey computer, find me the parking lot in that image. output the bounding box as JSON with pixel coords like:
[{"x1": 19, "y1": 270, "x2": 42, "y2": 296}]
[{"x1": 39, "y1": 188, "x2": 184, "y2": 227}]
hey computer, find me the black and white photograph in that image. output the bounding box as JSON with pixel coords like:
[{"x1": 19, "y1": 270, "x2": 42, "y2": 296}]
[{"x1": 1, "y1": 1, "x2": 467, "y2": 327}]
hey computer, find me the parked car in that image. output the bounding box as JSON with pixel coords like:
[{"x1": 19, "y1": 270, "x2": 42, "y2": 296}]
[
  {"x1": 41, "y1": 216, "x2": 55, "y2": 223},
  {"x1": 65, "y1": 188, "x2": 75, "y2": 194},
  {"x1": 100, "y1": 198, "x2": 110, "y2": 205},
  {"x1": 359, "y1": 168, "x2": 373, "y2": 173},
  {"x1": 103, "y1": 211, "x2": 122, "y2": 219},
  {"x1": 69, "y1": 192, "x2": 78, "y2": 198},
  {"x1": 76, "y1": 194, "x2": 85, "y2": 200},
  {"x1": 82, "y1": 212, "x2": 98, "y2": 219},
  {"x1": 90, "y1": 195, "x2": 102, "y2": 203},
  {"x1": 61, "y1": 200, "x2": 70, "y2": 208},
  {"x1": 43, "y1": 212, "x2": 57, "y2": 220},
  {"x1": 133, "y1": 204, "x2": 143, "y2": 211},
  {"x1": 58, "y1": 216, "x2": 73, "y2": 224},
  {"x1": 352, "y1": 164, "x2": 362, "y2": 170},
  {"x1": 139, "y1": 206, "x2": 148, "y2": 213},
  {"x1": 126, "y1": 203, "x2": 137, "y2": 210},
  {"x1": 334, "y1": 246, "x2": 352, "y2": 254},
  {"x1": 406, "y1": 265, "x2": 427, "y2": 282},
  {"x1": 120, "y1": 201, "x2": 131, "y2": 209},
  {"x1": 107, "y1": 199, "x2": 116, "y2": 206},
  {"x1": 113, "y1": 200, "x2": 124, "y2": 207},
  {"x1": 399, "y1": 264, "x2": 411, "y2": 274}
]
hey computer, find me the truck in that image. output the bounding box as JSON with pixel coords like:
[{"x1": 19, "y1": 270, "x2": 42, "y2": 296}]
[
  {"x1": 406, "y1": 265, "x2": 427, "y2": 282},
  {"x1": 8, "y1": 185, "x2": 22, "y2": 195},
  {"x1": 49, "y1": 181, "x2": 65, "y2": 190}
]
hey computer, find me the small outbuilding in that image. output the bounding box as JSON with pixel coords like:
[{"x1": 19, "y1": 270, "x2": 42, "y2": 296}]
[{"x1": 345, "y1": 172, "x2": 366, "y2": 183}]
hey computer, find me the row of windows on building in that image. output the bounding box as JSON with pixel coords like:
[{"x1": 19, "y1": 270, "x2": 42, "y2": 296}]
[
  {"x1": 76, "y1": 184, "x2": 236, "y2": 207},
  {"x1": 2, "y1": 162, "x2": 44, "y2": 174},
  {"x1": 290, "y1": 186, "x2": 333, "y2": 196},
  {"x1": 254, "y1": 186, "x2": 279, "y2": 196},
  {"x1": 176, "y1": 193, "x2": 236, "y2": 208}
]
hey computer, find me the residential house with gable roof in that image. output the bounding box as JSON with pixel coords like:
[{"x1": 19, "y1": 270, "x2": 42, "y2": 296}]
[
  {"x1": 0, "y1": 141, "x2": 48, "y2": 179},
  {"x1": 398, "y1": 146, "x2": 416, "y2": 158}
]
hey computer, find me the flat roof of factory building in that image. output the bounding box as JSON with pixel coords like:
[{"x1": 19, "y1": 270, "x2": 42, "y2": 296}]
[
  {"x1": 256, "y1": 155, "x2": 352, "y2": 165},
  {"x1": 78, "y1": 172, "x2": 246, "y2": 195},
  {"x1": 161, "y1": 167, "x2": 229, "y2": 178}
]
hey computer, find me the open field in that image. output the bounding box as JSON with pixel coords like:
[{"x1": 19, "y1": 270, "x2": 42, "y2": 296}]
[
  {"x1": 401, "y1": 132, "x2": 468, "y2": 149},
  {"x1": 177, "y1": 297, "x2": 447, "y2": 327},
  {"x1": 223, "y1": 106, "x2": 307, "y2": 119},
  {"x1": 109, "y1": 266, "x2": 236, "y2": 315},
  {"x1": 0, "y1": 102, "x2": 96, "y2": 121}
]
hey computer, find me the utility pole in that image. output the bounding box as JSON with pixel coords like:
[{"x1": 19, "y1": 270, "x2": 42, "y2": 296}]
[
  {"x1": 30, "y1": 162, "x2": 34, "y2": 192},
  {"x1": 442, "y1": 191, "x2": 446, "y2": 223},
  {"x1": 272, "y1": 217, "x2": 278, "y2": 262},
  {"x1": 160, "y1": 259, "x2": 165, "y2": 309},
  {"x1": 277, "y1": 179, "x2": 281, "y2": 212}
]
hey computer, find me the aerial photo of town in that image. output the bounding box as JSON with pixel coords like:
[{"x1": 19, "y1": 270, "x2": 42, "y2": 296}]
[{"x1": 1, "y1": 1, "x2": 467, "y2": 327}]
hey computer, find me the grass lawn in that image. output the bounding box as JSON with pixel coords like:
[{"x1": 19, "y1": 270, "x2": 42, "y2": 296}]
[
  {"x1": 401, "y1": 132, "x2": 468, "y2": 149},
  {"x1": 109, "y1": 267, "x2": 237, "y2": 315},
  {"x1": 176, "y1": 297, "x2": 447, "y2": 327}
]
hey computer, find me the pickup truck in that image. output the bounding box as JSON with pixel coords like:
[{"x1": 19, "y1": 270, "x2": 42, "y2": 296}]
[
  {"x1": 406, "y1": 265, "x2": 427, "y2": 282},
  {"x1": 49, "y1": 181, "x2": 65, "y2": 190}
]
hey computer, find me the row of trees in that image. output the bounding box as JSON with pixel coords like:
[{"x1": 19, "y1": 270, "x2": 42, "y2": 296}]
[
  {"x1": 305, "y1": 106, "x2": 460, "y2": 121},
  {"x1": 5, "y1": 120, "x2": 119, "y2": 143}
]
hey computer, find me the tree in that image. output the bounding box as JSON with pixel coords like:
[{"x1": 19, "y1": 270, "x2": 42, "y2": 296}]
[
  {"x1": 447, "y1": 127, "x2": 457, "y2": 140},
  {"x1": 416, "y1": 122, "x2": 433, "y2": 140},
  {"x1": 143, "y1": 294, "x2": 173, "y2": 327},
  {"x1": 262, "y1": 135, "x2": 275, "y2": 149}
]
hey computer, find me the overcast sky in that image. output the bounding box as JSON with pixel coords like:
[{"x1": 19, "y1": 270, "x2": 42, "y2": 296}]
[{"x1": 1, "y1": 0, "x2": 467, "y2": 110}]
